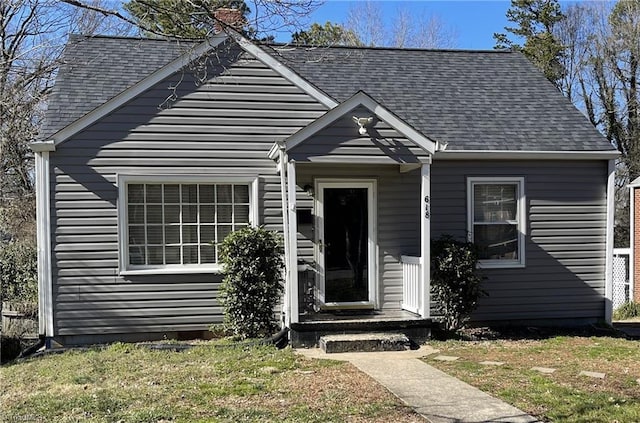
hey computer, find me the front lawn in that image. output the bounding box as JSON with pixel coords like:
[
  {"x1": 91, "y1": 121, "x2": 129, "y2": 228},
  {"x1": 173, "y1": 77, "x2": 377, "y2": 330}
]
[
  {"x1": 426, "y1": 332, "x2": 640, "y2": 422},
  {"x1": 1, "y1": 342, "x2": 421, "y2": 422}
]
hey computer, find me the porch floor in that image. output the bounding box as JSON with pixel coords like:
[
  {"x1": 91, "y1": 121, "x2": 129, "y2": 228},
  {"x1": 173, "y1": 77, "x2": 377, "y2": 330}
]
[{"x1": 299, "y1": 309, "x2": 423, "y2": 323}]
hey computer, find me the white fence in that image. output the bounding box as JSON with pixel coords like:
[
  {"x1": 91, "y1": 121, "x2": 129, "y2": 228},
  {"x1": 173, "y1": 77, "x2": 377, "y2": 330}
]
[
  {"x1": 401, "y1": 255, "x2": 421, "y2": 314},
  {"x1": 613, "y1": 248, "x2": 631, "y2": 309}
]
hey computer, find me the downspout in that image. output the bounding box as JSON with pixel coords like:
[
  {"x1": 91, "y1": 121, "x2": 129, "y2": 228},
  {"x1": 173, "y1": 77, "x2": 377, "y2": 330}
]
[
  {"x1": 605, "y1": 159, "x2": 615, "y2": 324},
  {"x1": 278, "y1": 145, "x2": 291, "y2": 327}
]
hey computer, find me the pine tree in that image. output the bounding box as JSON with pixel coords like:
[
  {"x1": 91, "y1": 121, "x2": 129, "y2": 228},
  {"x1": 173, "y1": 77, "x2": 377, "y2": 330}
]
[{"x1": 494, "y1": 0, "x2": 566, "y2": 87}]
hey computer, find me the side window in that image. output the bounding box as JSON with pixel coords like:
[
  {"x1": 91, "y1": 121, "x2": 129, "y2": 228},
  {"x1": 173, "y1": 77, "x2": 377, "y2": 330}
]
[{"x1": 468, "y1": 177, "x2": 525, "y2": 268}]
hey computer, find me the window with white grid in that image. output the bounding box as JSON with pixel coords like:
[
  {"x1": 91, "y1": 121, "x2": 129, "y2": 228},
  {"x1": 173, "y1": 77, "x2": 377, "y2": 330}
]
[{"x1": 119, "y1": 178, "x2": 255, "y2": 273}]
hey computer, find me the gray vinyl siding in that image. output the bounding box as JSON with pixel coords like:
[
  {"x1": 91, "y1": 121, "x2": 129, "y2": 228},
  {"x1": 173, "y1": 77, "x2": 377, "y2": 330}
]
[
  {"x1": 430, "y1": 160, "x2": 608, "y2": 322},
  {"x1": 49, "y1": 49, "x2": 327, "y2": 337},
  {"x1": 288, "y1": 106, "x2": 429, "y2": 164},
  {"x1": 295, "y1": 164, "x2": 421, "y2": 310}
]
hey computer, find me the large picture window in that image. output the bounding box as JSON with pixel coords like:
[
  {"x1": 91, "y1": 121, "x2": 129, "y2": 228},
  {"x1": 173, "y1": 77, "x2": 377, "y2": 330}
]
[
  {"x1": 119, "y1": 177, "x2": 256, "y2": 274},
  {"x1": 467, "y1": 177, "x2": 525, "y2": 268}
]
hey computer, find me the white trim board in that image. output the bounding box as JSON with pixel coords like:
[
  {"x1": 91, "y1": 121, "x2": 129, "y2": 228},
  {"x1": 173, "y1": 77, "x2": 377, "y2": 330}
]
[
  {"x1": 284, "y1": 91, "x2": 437, "y2": 156},
  {"x1": 35, "y1": 152, "x2": 54, "y2": 336},
  {"x1": 604, "y1": 159, "x2": 615, "y2": 323}
]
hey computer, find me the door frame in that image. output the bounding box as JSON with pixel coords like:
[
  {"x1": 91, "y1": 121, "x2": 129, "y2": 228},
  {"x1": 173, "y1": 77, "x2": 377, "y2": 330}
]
[{"x1": 314, "y1": 178, "x2": 378, "y2": 308}]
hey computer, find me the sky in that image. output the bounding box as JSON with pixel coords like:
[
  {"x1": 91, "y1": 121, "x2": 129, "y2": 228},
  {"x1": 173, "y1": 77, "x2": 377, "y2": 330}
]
[{"x1": 282, "y1": 1, "x2": 515, "y2": 49}]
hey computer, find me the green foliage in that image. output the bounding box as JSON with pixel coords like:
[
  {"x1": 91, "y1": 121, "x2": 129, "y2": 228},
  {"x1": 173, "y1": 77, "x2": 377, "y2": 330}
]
[
  {"x1": 494, "y1": 0, "x2": 566, "y2": 86},
  {"x1": 218, "y1": 226, "x2": 284, "y2": 339},
  {"x1": 292, "y1": 21, "x2": 362, "y2": 47},
  {"x1": 613, "y1": 301, "x2": 640, "y2": 320},
  {"x1": 124, "y1": 0, "x2": 250, "y2": 38},
  {"x1": 0, "y1": 241, "x2": 37, "y2": 303},
  {"x1": 431, "y1": 236, "x2": 484, "y2": 331}
]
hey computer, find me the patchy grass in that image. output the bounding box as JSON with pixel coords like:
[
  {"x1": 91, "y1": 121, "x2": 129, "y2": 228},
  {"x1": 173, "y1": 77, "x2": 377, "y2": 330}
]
[
  {"x1": 426, "y1": 334, "x2": 640, "y2": 422},
  {"x1": 613, "y1": 301, "x2": 640, "y2": 321},
  {"x1": 1, "y1": 342, "x2": 422, "y2": 422}
]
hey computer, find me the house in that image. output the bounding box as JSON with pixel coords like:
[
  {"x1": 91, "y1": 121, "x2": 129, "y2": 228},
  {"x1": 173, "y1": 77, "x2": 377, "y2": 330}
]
[{"x1": 31, "y1": 29, "x2": 618, "y2": 347}]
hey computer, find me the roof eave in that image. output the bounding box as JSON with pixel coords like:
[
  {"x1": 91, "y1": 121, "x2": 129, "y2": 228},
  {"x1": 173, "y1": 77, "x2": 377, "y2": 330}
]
[{"x1": 435, "y1": 149, "x2": 620, "y2": 160}]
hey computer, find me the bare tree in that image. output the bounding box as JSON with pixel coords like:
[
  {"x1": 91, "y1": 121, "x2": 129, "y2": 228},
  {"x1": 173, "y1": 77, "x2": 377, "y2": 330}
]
[
  {"x1": 411, "y1": 11, "x2": 458, "y2": 49},
  {"x1": 345, "y1": 0, "x2": 385, "y2": 47},
  {"x1": 554, "y1": 1, "x2": 640, "y2": 246},
  {"x1": 0, "y1": 0, "x2": 132, "y2": 241},
  {"x1": 345, "y1": 1, "x2": 458, "y2": 49}
]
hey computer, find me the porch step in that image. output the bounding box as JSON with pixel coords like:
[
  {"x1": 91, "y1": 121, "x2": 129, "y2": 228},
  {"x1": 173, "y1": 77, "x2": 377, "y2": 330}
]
[{"x1": 319, "y1": 332, "x2": 411, "y2": 353}]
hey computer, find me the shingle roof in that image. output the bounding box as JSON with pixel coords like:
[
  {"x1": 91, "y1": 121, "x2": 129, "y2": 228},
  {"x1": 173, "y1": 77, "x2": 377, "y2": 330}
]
[
  {"x1": 40, "y1": 35, "x2": 197, "y2": 138},
  {"x1": 41, "y1": 35, "x2": 614, "y2": 152}
]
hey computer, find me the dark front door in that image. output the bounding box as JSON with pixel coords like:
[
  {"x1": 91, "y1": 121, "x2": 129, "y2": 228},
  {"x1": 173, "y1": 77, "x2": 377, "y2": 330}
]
[{"x1": 322, "y1": 187, "x2": 369, "y2": 303}]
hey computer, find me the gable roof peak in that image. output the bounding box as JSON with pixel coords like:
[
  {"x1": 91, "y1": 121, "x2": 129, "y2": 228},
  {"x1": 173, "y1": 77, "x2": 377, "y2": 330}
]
[{"x1": 281, "y1": 90, "x2": 437, "y2": 157}]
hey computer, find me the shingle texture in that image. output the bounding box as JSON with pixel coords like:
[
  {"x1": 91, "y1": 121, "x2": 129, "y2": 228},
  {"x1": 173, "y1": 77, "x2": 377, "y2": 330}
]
[
  {"x1": 40, "y1": 35, "x2": 196, "y2": 138},
  {"x1": 42, "y1": 35, "x2": 614, "y2": 152}
]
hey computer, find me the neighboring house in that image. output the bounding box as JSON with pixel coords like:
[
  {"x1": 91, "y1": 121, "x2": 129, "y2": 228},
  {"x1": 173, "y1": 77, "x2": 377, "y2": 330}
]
[{"x1": 32, "y1": 30, "x2": 618, "y2": 347}]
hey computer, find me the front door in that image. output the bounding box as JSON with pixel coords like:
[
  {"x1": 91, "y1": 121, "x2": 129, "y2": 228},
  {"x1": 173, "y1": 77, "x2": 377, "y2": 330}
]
[{"x1": 316, "y1": 180, "x2": 376, "y2": 307}]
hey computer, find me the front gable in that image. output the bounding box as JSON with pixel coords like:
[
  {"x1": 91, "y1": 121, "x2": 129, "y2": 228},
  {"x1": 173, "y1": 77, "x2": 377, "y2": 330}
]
[{"x1": 282, "y1": 91, "x2": 437, "y2": 164}]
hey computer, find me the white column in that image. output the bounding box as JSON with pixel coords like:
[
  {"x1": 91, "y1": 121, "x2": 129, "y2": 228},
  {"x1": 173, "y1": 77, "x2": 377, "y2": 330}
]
[
  {"x1": 604, "y1": 159, "x2": 615, "y2": 323},
  {"x1": 420, "y1": 161, "x2": 431, "y2": 318},
  {"x1": 277, "y1": 152, "x2": 291, "y2": 327},
  {"x1": 287, "y1": 160, "x2": 299, "y2": 324}
]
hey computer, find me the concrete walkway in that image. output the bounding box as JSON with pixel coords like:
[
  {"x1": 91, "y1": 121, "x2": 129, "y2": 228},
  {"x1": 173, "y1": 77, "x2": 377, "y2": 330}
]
[{"x1": 298, "y1": 347, "x2": 539, "y2": 423}]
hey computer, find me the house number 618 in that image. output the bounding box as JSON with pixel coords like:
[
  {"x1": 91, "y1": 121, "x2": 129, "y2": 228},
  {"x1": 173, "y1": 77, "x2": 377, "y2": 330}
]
[{"x1": 424, "y1": 196, "x2": 430, "y2": 219}]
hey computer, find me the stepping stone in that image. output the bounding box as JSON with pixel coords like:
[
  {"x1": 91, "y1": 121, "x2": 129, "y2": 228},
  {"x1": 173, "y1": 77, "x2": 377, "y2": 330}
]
[
  {"x1": 433, "y1": 355, "x2": 459, "y2": 362},
  {"x1": 579, "y1": 371, "x2": 605, "y2": 379},
  {"x1": 479, "y1": 361, "x2": 505, "y2": 366},
  {"x1": 531, "y1": 367, "x2": 556, "y2": 374}
]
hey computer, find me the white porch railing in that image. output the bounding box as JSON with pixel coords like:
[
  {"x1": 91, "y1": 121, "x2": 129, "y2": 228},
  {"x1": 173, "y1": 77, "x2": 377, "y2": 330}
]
[
  {"x1": 613, "y1": 248, "x2": 631, "y2": 309},
  {"x1": 401, "y1": 255, "x2": 421, "y2": 314}
]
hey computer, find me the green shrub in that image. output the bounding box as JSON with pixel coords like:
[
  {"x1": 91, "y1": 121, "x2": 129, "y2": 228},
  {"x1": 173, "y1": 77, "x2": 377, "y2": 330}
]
[
  {"x1": 0, "y1": 241, "x2": 38, "y2": 303},
  {"x1": 613, "y1": 301, "x2": 640, "y2": 321},
  {"x1": 431, "y1": 235, "x2": 485, "y2": 331},
  {"x1": 218, "y1": 226, "x2": 284, "y2": 339}
]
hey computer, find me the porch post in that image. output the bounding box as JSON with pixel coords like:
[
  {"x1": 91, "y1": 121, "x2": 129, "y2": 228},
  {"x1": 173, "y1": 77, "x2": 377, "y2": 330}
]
[
  {"x1": 420, "y1": 160, "x2": 431, "y2": 318},
  {"x1": 277, "y1": 151, "x2": 291, "y2": 327},
  {"x1": 287, "y1": 160, "x2": 299, "y2": 324}
]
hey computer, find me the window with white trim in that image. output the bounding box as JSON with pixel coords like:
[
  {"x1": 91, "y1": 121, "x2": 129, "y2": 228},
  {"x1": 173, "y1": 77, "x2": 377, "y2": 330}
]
[
  {"x1": 121, "y1": 179, "x2": 254, "y2": 273},
  {"x1": 467, "y1": 177, "x2": 525, "y2": 268}
]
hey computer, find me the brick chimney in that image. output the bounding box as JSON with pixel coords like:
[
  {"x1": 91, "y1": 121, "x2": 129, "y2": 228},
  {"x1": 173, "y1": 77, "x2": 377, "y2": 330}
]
[{"x1": 213, "y1": 8, "x2": 245, "y2": 33}]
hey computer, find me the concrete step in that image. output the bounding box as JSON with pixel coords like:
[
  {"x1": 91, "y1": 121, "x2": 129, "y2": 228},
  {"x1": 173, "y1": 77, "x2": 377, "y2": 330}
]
[{"x1": 319, "y1": 332, "x2": 411, "y2": 353}]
